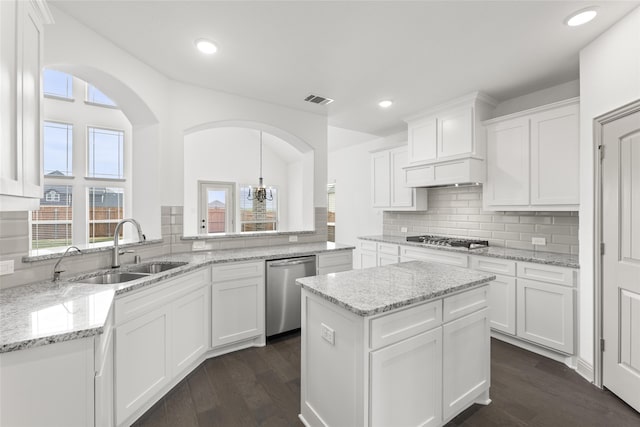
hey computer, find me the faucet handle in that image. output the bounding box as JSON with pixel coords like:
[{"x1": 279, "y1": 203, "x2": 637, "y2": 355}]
[{"x1": 119, "y1": 249, "x2": 135, "y2": 255}]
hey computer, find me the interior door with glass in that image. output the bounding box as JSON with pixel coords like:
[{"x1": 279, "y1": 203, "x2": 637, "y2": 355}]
[{"x1": 199, "y1": 181, "x2": 234, "y2": 234}]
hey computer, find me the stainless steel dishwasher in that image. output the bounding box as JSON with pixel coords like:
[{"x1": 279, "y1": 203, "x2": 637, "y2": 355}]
[{"x1": 266, "y1": 256, "x2": 316, "y2": 337}]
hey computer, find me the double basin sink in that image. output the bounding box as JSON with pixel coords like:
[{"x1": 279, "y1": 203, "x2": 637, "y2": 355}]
[{"x1": 73, "y1": 262, "x2": 188, "y2": 285}]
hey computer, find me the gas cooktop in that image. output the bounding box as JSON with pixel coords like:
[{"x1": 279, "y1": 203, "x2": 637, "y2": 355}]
[{"x1": 406, "y1": 235, "x2": 489, "y2": 249}]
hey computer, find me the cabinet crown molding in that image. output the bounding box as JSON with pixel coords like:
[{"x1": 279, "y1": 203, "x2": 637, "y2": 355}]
[
  {"x1": 404, "y1": 91, "x2": 498, "y2": 123},
  {"x1": 483, "y1": 97, "x2": 580, "y2": 126}
]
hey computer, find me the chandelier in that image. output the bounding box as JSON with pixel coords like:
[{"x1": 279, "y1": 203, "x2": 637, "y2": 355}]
[{"x1": 247, "y1": 130, "x2": 273, "y2": 202}]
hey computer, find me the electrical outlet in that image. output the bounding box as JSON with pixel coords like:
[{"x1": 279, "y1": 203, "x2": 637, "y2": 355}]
[
  {"x1": 531, "y1": 237, "x2": 546, "y2": 245},
  {"x1": 289, "y1": 235, "x2": 298, "y2": 242},
  {"x1": 193, "y1": 241, "x2": 206, "y2": 250},
  {"x1": 320, "y1": 323, "x2": 335, "y2": 345},
  {"x1": 400, "y1": 227, "x2": 408, "y2": 233},
  {"x1": 0, "y1": 260, "x2": 14, "y2": 276}
]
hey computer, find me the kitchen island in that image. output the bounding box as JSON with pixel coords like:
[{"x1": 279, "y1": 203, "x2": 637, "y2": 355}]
[{"x1": 297, "y1": 261, "x2": 495, "y2": 427}]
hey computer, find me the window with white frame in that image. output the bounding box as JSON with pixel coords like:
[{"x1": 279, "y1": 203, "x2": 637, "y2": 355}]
[
  {"x1": 43, "y1": 69, "x2": 73, "y2": 99},
  {"x1": 31, "y1": 70, "x2": 131, "y2": 254},
  {"x1": 238, "y1": 186, "x2": 278, "y2": 232}
]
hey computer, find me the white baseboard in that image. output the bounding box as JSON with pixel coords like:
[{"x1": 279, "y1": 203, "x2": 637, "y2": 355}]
[{"x1": 576, "y1": 357, "x2": 595, "y2": 383}]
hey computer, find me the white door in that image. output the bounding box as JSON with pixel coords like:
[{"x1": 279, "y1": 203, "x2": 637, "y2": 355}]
[
  {"x1": 199, "y1": 181, "x2": 235, "y2": 233},
  {"x1": 601, "y1": 104, "x2": 640, "y2": 412}
]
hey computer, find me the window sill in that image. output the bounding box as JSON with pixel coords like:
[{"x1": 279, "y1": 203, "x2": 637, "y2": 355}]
[
  {"x1": 182, "y1": 230, "x2": 316, "y2": 240},
  {"x1": 44, "y1": 94, "x2": 74, "y2": 102},
  {"x1": 23, "y1": 238, "x2": 163, "y2": 263},
  {"x1": 84, "y1": 101, "x2": 119, "y2": 109}
]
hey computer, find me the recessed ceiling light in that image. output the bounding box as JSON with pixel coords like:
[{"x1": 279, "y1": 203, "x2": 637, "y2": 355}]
[
  {"x1": 195, "y1": 39, "x2": 218, "y2": 55},
  {"x1": 378, "y1": 100, "x2": 393, "y2": 108},
  {"x1": 565, "y1": 7, "x2": 598, "y2": 27}
]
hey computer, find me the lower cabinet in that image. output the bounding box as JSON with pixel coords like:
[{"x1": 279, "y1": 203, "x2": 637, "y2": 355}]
[
  {"x1": 317, "y1": 250, "x2": 353, "y2": 275},
  {"x1": 211, "y1": 260, "x2": 265, "y2": 348},
  {"x1": 358, "y1": 239, "x2": 378, "y2": 269},
  {"x1": 172, "y1": 285, "x2": 211, "y2": 375},
  {"x1": 487, "y1": 275, "x2": 517, "y2": 335},
  {"x1": 370, "y1": 327, "x2": 442, "y2": 427},
  {"x1": 516, "y1": 278, "x2": 574, "y2": 354}
]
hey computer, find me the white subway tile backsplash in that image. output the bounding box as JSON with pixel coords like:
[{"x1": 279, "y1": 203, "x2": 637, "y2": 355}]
[{"x1": 382, "y1": 186, "x2": 579, "y2": 255}]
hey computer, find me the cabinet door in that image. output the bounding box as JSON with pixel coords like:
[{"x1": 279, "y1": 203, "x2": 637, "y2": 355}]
[
  {"x1": 516, "y1": 279, "x2": 574, "y2": 354},
  {"x1": 211, "y1": 276, "x2": 264, "y2": 348},
  {"x1": 378, "y1": 253, "x2": 398, "y2": 266},
  {"x1": 370, "y1": 328, "x2": 442, "y2": 427},
  {"x1": 116, "y1": 305, "x2": 171, "y2": 425},
  {"x1": 172, "y1": 285, "x2": 210, "y2": 376},
  {"x1": 485, "y1": 117, "x2": 530, "y2": 206},
  {"x1": 442, "y1": 307, "x2": 490, "y2": 421},
  {"x1": 19, "y1": 0, "x2": 43, "y2": 198},
  {"x1": 438, "y1": 106, "x2": 474, "y2": 160},
  {"x1": 488, "y1": 275, "x2": 516, "y2": 335},
  {"x1": 389, "y1": 146, "x2": 413, "y2": 207},
  {"x1": 530, "y1": 103, "x2": 579, "y2": 206},
  {"x1": 359, "y1": 250, "x2": 377, "y2": 269},
  {"x1": 408, "y1": 116, "x2": 437, "y2": 164},
  {"x1": 371, "y1": 150, "x2": 390, "y2": 207}
]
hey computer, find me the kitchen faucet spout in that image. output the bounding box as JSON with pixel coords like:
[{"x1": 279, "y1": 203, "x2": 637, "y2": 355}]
[
  {"x1": 53, "y1": 246, "x2": 82, "y2": 282},
  {"x1": 112, "y1": 218, "x2": 146, "y2": 268}
]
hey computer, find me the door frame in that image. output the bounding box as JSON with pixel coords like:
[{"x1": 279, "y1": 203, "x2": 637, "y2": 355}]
[{"x1": 593, "y1": 99, "x2": 640, "y2": 388}]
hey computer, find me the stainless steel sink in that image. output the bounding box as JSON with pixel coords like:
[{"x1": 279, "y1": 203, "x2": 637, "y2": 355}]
[
  {"x1": 75, "y1": 272, "x2": 148, "y2": 285},
  {"x1": 127, "y1": 262, "x2": 187, "y2": 274}
]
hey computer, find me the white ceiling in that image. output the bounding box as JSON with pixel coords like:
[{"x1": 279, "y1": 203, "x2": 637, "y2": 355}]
[{"x1": 51, "y1": 1, "x2": 639, "y2": 137}]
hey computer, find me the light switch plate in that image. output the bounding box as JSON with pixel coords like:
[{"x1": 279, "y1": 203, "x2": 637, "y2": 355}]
[
  {"x1": 0, "y1": 260, "x2": 14, "y2": 276},
  {"x1": 400, "y1": 227, "x2": 408, "y2": 233}
]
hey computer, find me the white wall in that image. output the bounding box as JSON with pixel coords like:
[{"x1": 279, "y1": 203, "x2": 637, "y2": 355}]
[
  {"x1": 578, "y1": 6, "x2": 640, "y2": 372},
  {"x1": 44, "y1": 5, "x2": 328, "y2": 241},
  {"x1": 491, "y1": 79, "x2": 579, "y2": 118},
  {"x1": 327, "y1": 127, "x2": 406, "y2": 257}
]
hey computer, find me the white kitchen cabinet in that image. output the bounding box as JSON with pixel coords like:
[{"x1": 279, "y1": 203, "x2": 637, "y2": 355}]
[
  {"x1": 370, "y1": 328, "x2": 443, "y2": 427},
  {"x1": 400, "y1": 245, "x2": 469, "y2": 268},
  {"x1": 95, "y1": 307, "x2": 115, "y2": 427},
  {"x1": 114, "y1": 267, "x2": 211, "y2": 425},
  {"x1": 0, "y1": 338, "x2": 95, "y2": 427},
  {"x1": 171, "y1": 284, "x2": 210, "y2": 376},
  {"x1": 403, "y1": 92, "x2": 496, "y2": 188},
  {"x1": 470, "y1": 257, "x2": 517, "y2": 335},
  {"x1": 0, "y1": 0, "x2": 51, "y2": 211},
  {"x1": 317, "y1": 250, "x2": 353, "y2": 275},
  {"x1": 484, "y1": 98, "x2": 580, "y2": 211},
  {"x1": 358, "y1": 239, "x2": 378, "y2": 269},
  {"x1": 211, "y1": 260, "x2": 265, "y2": 348},
  {"x1": 371, "y1": 145, "x2": 428, "y2": 211},
  {"x1": 442, "y1": 307, "x2": 490, "y2": 422},
  {"x1": 377, "y1": 242, "x2": 399, "y2": 266},
  {"x1": 115, "y1": 304, "x2": 171, "y2": 424},
  {"x1": 517, "y1": 278, "x2": 574, "y2": 354}
]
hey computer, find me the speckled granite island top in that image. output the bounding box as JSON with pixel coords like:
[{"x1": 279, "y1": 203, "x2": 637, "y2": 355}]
[
  {"x1": 297, "y1": 261, "x2": 495, "y2": 317},
  {"x1": 359, "y1": 235, "x2": 579, "y2": 268},
  {"x1": 0, "y1": 242, "x2": 353, "y2": 353}
]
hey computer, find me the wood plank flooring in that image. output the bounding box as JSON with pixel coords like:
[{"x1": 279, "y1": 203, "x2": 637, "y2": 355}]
[{"x1": 132, "y1": 332, "x2": 640, "y2": 427}]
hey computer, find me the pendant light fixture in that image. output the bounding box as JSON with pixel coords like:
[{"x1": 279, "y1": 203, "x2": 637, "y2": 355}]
[{"x1": 247, "y1": 130, "x2": 273, "y2": 202}]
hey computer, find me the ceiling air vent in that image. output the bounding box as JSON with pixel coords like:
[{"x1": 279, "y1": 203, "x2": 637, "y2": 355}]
[{"x1": 304, "y1": 93, "x2": 334, "y2": 106}]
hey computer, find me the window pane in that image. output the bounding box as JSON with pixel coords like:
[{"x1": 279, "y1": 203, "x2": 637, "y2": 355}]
[
  {"x1": 43, "y1": 69, "x2": 73, "y2": 99},
  {"x1": 43, "y1": 121, "x2": 73, "y2": 176},
  {"x1": 239, "y1": 186, "x2": 277, "y2": 232},
  {"x1": 88, "y1": 127, "x2": 124, "y2": 178},
  {"x1": 88, "y1": 187, "x2": 124, "y2": 244},
  {"x1": 32, "y1": 185, "x2": 73, "y2": 250},
  {"x1": 86, "y1": 84, "x2": 117, "y2": 107},
  {"x1": 206, "y1": 190, "x2": 227, "y2": 233}
]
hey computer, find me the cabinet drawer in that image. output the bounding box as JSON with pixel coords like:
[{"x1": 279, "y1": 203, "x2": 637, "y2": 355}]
[
  {"x1": 517, "y1": 262, "x2": 575, "y2": 287},
  {"x1": 359, "y1": 240, "x2": 377, "y2": 252},
  {"x1": 115, "y1": 268, "x2": 210, "y2": 324},
  {"x1": 400, "y1": 246, "x2": 468, "y2": 268},
  {"x1": 470, "y1": 256, "x2": 516, "y2": 276},
  {"x1": 370, "y1": 300, "x2": 442, "y2": 350},
  {"x1": 443, "y1": 285, "x2": 489, "y2": 323},
  {"x1": 212, "y1": 260, "x2": 263, "y2": 283},
  {"x1": 377, "y1": 243, "x2": 399, "y2": 256},
  {"x1": 318, "y1": 251, "x2": 352, "y2": 268}
]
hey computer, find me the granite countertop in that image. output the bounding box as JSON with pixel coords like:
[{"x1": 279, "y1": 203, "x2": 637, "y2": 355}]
[
  {"x1": 0, "y1": 242, "x2": 354, "y2": 353},
  {"x1": 359, "y1": 235, "x2": 579, "y2": 269},
  {"x1": 297, "y1": 261, "x2": 495, "y2": 317}
]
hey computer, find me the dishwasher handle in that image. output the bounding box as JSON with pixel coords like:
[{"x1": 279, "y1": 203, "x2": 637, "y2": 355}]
[{"x1": 267, "y1": 257, "x2": 316, "y2": 267}]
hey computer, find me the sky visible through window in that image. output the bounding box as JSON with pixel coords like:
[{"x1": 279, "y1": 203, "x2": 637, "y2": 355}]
[
  {"x1": 43, "y1": 122, "x2": 73, "y2": 176},
  {"x1": 43, "y1": 69, "x2": 73, "y2": 98},
  {"x1": 88, "y1": 128, "x2": 124, "y2": 178},
  {"x1": 87, "y1": 85, "x2": 116, "y2": 106}
]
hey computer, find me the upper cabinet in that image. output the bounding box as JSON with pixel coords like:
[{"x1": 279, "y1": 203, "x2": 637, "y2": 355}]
[
  {"x1": 403, "y1": 92, "x2": 497, "y2": 187},
  {"x1": 0, "y1": 0, "x2": 52, "y2": 211},
  {"x1": 371, "y1": 145, "x2": 428, "y2": 211},
  {"x1": 483, "y1": 98, "x2": 579, "y2": 211}
]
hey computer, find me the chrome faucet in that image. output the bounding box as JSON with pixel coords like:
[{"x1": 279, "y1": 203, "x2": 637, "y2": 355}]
[
  {"x1": 53, "y1": 246, "x2": 82, "y2": 282},
  {"x1": 112, "y1": 218, "x2": 146, "y2": 268}
]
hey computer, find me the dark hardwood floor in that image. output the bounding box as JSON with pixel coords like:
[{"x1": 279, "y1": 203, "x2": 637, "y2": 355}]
[{"x1": 133, "y1": 332, "x2": 640, "y2": 427}]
